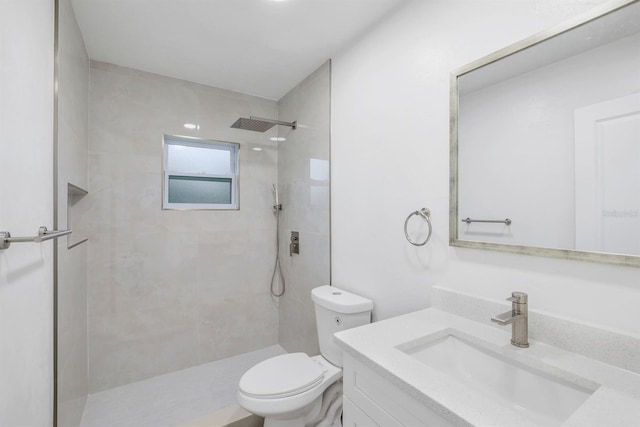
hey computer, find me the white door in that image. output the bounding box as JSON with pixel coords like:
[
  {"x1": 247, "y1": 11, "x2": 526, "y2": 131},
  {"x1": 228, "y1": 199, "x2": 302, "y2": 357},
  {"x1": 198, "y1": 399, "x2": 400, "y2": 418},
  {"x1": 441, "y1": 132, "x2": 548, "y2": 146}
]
[
  {"x1": 575, "y1": 93, "x2": 640, "y2": 255},
  {"x1": 0, "y1": 1, "x2": 55, "y2": 425}
]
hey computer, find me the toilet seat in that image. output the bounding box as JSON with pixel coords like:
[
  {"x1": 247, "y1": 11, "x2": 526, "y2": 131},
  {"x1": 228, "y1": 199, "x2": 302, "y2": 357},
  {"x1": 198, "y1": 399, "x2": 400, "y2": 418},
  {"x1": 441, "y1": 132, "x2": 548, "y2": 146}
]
[
  {"x1": 237, "y1": 354, "x2": 343, "y2": 421},
  {"x1": 238, "y1": 353, "x2": 324, "y2": 399}
]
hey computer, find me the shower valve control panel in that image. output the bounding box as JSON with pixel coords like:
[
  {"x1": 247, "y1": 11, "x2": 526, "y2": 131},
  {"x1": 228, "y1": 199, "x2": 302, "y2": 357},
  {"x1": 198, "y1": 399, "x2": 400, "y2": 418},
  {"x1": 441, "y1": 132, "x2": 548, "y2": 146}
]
[{"x1": 290, "y1": 231, "x2": 300, "y2": 256}]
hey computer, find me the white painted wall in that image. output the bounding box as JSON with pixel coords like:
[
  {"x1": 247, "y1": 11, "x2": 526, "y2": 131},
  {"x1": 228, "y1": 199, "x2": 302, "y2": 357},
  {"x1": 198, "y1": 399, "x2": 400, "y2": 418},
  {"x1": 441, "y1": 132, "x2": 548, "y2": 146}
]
[
  {"x1": 0, "y1": 0, "x2": 55, "y2": 425},
  {"x1": 332, "y1": 0, "x2": 640, "y2": 337}
]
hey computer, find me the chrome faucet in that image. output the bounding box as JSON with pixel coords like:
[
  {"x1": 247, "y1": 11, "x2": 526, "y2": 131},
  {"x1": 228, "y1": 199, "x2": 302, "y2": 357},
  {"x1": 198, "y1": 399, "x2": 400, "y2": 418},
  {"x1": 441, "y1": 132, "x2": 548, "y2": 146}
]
[{"x1": 491, "y1": 292, "x2": 529, "y2": 348}]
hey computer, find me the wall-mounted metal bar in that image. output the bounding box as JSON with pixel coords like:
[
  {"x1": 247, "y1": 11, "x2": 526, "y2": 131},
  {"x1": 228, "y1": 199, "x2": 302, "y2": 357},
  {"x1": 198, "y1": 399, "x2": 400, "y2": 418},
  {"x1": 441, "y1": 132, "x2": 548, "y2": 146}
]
[
  {"x1": 250, "y1": 116, "x2": 298, "y2": 130},
  {"x1": 461, "y1": 218, "x2": 512, "y2": 225},
  {"x1": 1, "y1": 226, "x2": 72, "y2": 250}
]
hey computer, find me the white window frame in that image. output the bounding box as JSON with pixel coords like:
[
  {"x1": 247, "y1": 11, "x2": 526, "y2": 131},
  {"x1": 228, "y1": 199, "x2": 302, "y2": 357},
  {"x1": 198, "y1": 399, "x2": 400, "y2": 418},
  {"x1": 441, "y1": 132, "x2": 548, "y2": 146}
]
[{"x1": 162, "y1": 135, "x2": 239, "y2": 210}]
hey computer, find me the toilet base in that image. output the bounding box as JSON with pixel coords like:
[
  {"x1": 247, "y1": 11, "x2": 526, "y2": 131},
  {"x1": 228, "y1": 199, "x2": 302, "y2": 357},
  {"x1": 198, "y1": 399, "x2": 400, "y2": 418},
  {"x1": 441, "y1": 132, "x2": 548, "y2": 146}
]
[
  {"x1": 307, "y1": 380, "x2": 342, "y2": 427},
  {"x1": 263, "y1": 398, "x2": 321, "y2": 427},
  {"x1": 262, "y1": 380, "x2": 343, "y2": 427}
]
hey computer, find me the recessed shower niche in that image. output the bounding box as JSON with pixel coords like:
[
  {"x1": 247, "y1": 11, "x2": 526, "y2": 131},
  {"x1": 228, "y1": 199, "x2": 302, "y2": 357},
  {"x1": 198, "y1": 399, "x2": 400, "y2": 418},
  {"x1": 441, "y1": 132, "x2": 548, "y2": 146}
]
[{"x1": 67, "y1": 183, "x2": 88, "y2": 249}]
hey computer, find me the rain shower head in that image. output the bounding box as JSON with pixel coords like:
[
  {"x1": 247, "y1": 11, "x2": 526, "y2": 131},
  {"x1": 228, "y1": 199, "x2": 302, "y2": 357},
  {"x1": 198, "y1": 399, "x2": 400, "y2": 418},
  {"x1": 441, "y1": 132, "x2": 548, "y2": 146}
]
[
  {"x1": 231, "y1": 117, "x2": 275, "y2": 132},
  {"x1": 231, "y1": 116, "x2": 297, "y2": 133}
]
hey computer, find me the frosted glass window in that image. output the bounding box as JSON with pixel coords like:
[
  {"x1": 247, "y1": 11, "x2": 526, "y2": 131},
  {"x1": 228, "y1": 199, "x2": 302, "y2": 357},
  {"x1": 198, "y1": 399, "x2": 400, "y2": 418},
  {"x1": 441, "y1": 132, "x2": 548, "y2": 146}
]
[
  {"x1": 168, "y1": 176, "x2": 232, "y2": 204},
  {"x1": 163, "y1": 135, "x2": 239, "y2": 209},
  {"x1": 167, "y1": 144, "x2": 232, "y2": 175}
]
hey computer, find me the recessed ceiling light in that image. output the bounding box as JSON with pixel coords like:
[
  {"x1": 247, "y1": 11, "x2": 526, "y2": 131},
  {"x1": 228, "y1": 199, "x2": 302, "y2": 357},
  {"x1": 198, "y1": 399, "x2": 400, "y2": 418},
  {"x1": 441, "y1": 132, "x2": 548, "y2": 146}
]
[
  {"x1": 252, "y1": 147, "x2": 263, "y2": 151},
  {"x1": 184, "y1": 123, "x2": 200, "y2": 130},
  {"x1": 270, "y1": 137, "x2": 286, "y2": 142}
]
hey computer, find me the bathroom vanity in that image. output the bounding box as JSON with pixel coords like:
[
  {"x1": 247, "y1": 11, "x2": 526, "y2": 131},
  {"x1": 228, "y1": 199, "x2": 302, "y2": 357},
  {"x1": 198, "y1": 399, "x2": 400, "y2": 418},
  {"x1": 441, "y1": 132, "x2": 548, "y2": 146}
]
[
  {"x1": 335, "y1": 307, "x2": 640, "y2": 426},
  {"x1": 342, "y1": 351, "x2": 456, "y2": 426}
]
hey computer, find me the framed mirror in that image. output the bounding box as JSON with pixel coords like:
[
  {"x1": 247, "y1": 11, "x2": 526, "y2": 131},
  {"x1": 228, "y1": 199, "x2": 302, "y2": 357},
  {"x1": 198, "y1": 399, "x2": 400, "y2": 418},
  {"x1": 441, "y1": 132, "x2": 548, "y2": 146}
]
[{"x1": 450, "y1": 0, "x2": 640, "y2": 267}]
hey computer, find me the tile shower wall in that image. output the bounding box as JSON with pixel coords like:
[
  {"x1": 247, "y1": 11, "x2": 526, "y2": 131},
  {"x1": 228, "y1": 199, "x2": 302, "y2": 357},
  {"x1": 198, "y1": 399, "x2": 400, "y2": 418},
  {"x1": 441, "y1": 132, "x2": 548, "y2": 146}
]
[
  {"x1": 277, "y1": 62, "x2": 331, "y2": 354},
  {"x1": 57, "y1": 0, "x2": 90, "y2": 425},
  {"x1": 81, "y1": 62, "x2": 280, "y2": 392}
]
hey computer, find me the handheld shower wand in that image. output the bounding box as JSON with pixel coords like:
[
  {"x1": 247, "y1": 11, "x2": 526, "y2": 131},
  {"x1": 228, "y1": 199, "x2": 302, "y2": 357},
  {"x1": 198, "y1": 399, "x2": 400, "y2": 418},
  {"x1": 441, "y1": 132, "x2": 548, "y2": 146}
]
[{"x1": 272, "y1": 184, "x2": 282, "y2": 212}]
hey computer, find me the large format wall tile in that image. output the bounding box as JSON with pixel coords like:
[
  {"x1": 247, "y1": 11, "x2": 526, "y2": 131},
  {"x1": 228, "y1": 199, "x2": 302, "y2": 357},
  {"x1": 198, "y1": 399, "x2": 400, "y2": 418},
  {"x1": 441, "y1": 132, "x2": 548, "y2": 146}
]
[
  {"x1": 82, "y1": 62, "x2": 280, "y2": 392},
  {"x1": 57, "y1": 0, "x2": 90, "y2": 425},
  {"x1": 277, "y1": 62, "x2": 331, "y2": 354}
]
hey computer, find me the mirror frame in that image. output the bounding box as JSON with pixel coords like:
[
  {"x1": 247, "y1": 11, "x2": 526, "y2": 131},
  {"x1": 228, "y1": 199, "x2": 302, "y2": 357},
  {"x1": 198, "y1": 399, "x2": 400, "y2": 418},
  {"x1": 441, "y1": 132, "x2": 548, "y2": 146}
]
[{"x1": 449, "y1": 0, "x2": 640, "y2": 268}]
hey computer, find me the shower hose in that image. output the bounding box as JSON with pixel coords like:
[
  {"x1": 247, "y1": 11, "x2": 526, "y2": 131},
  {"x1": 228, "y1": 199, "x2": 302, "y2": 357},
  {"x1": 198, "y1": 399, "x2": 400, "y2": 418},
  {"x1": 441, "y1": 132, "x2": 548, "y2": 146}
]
[{"x1": 270, "y1": 206, "x2": 285, "y2": 297}]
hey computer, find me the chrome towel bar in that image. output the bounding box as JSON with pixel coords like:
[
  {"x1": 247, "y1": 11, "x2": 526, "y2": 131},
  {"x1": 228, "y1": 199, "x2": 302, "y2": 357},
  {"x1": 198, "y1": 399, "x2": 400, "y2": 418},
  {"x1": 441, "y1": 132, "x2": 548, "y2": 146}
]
[
  {"x1": 461, "y1": 217, "x2": 512, "y2": 225},
  {"x1": 1, "y1": 226, "x2": 72, "y2": 250},
  {"x1": 404, "y1": 208, "x2": 432, "y2": 246}
]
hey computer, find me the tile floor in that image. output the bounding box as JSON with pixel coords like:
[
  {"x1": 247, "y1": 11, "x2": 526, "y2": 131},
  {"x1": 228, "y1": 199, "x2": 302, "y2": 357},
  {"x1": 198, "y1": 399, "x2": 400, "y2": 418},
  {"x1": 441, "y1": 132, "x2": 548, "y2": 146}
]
[{"x1": 80, "y1": 345, "x2": 286, "y2": 427}]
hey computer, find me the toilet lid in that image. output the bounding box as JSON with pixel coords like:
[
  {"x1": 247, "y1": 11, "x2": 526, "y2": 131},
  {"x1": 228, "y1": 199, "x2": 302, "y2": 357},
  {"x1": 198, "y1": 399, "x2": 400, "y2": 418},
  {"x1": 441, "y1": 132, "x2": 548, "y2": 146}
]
[{"x1": 238, "y1": 353, "x2": 324, "y2": 399}]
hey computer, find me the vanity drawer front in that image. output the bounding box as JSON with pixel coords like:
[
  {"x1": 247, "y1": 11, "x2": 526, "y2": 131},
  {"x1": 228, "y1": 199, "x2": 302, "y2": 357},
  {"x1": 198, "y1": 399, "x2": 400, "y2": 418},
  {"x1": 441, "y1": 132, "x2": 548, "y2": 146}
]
[
  {"x1": 343, "y1": 395, "x2": 380, "y2": 427},
  {"x1": 343, "y1": 375, "x2": 402, "y2": 427},
  {"x1": 343, "y1": 353, "x2": 454, "y2": 427}
]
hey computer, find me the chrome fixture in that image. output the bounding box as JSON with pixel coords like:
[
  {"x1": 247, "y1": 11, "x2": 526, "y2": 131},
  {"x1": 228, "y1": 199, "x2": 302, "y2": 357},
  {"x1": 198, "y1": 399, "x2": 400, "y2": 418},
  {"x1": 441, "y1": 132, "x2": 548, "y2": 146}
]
[
  {"x1": 231, "y1": 116, "x2": 297, "y2": 132},
  {"x1": 461, "y1": 217, "x2": 512, "y2": 225},
  {"x1": 1, "y1": 226, "x2": 72, "y2": 250},
  {"x1": 290, "y1": 231, "x2": 299, "y2": 256},
  {"x1": 272, "y1": 183, "x2": 281, "y2": 212},
  {"x1": 491, "y1": 291, "x2": 529, "y2": 348},
  {"x1": 404, "y1": 208, "x2": 433, "y2": 246}
]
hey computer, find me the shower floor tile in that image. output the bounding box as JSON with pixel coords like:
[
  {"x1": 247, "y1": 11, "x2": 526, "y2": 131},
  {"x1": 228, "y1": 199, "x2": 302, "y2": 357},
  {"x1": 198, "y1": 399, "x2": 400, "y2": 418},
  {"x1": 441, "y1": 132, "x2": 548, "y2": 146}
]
[{"x1": 80, "y1": 345, "x2": 286, "y2": 427}]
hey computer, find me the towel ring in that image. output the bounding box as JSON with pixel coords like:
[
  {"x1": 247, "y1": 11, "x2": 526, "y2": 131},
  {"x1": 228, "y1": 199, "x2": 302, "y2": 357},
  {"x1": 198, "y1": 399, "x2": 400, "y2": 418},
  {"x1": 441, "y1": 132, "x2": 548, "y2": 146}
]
[{"x1": 404, "y1": 208, "x2": 432, "y2": 246}]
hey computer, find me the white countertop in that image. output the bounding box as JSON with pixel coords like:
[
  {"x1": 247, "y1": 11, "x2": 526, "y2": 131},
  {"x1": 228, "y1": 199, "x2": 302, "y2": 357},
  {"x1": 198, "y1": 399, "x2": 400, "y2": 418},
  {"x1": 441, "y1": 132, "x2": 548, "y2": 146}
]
[{"x1": 334, "y1": 308, "x2": 640, "y2": 427}]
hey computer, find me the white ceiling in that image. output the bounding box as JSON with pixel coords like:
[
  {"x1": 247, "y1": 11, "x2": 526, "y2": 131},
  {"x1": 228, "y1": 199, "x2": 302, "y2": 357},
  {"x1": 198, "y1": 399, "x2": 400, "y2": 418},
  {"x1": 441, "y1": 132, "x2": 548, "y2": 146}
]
[{"x1": 71, "y1": 0, "x2": 406, "y2": 100}]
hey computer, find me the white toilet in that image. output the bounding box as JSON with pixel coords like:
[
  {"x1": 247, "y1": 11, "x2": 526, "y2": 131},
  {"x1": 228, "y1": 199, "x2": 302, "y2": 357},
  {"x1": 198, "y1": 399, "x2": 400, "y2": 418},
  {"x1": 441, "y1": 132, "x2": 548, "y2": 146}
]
[{"x1": 237, "y1": 285, "x2": 373, "y2": 427}]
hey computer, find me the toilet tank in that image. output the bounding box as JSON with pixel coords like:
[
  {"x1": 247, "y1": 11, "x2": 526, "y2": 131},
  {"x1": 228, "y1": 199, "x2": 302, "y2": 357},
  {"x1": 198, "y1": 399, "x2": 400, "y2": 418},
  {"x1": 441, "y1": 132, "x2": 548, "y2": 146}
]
[{"x1": 311, "y1": 286, "x2": 373, "y2": 367}]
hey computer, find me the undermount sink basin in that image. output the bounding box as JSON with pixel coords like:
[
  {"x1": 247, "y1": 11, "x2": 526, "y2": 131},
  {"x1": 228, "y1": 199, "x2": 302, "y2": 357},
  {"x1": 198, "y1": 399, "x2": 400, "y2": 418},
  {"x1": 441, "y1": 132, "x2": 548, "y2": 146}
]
[{"x1": 398, "y1": 332, "x2": 596, "y2": 426}]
